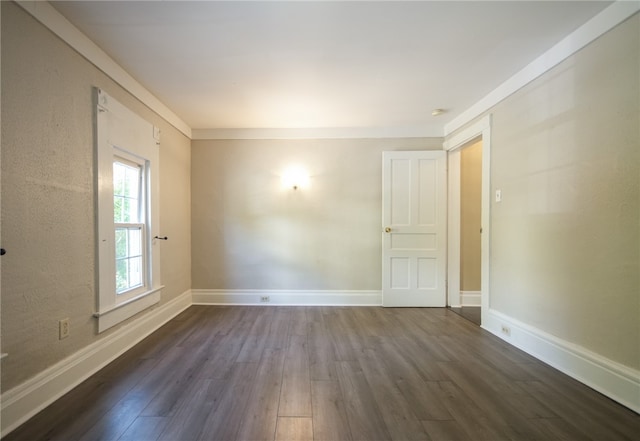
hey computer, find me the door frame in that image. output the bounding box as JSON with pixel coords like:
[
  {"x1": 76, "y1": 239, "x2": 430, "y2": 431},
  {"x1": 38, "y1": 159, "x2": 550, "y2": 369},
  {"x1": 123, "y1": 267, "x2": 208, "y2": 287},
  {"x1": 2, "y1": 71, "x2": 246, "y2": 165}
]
[{"x1": 443, "y1": 115, "x2": 492, "y2": 325}]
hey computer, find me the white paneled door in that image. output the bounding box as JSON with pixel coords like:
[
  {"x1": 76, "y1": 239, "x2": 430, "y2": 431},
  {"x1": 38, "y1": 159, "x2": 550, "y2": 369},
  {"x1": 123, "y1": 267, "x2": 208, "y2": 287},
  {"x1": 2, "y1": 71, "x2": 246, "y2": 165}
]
[{"x1": 382, "y1": 151, "x2": 447, "y2": 307}]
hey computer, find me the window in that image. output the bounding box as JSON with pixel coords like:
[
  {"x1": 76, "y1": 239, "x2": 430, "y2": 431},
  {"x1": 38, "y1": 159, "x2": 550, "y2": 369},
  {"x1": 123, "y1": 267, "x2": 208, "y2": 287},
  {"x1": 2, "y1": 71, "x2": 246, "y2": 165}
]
[
  {"x1": 94, "y1": 88, "x2": 162, "y2": 332},
  {"x1": 113, "y1": 157, "x2": 145, "y2": 296}
]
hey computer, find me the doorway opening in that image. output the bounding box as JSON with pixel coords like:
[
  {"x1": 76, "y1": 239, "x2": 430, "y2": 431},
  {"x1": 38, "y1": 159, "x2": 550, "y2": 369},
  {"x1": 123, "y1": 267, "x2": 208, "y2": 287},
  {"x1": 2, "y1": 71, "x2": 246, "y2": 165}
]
[
  {"x1": 445, "y1": 115, "x2": 492, "y2": 327},
  {"x1": 452, "y1": 139, "x2": 482, "y2": 325}
]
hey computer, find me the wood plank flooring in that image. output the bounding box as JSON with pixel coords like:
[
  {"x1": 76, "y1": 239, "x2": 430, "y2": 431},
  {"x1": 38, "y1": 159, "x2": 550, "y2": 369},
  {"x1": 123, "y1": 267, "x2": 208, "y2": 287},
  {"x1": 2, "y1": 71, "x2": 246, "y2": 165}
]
[
  {"x1": 5, "y1": 306, "x2": 639, "y2": 441},
  {"x1": 449, "y1": 307, "x2": 481, "y2": 326}
]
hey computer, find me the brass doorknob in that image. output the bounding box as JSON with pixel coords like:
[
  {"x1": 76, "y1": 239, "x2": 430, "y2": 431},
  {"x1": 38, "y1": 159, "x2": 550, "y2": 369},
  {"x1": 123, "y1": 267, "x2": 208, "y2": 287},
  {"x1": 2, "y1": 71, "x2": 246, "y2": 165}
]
[{"x1": 385, "y1": 227, "x2": 391, "y2": 233}]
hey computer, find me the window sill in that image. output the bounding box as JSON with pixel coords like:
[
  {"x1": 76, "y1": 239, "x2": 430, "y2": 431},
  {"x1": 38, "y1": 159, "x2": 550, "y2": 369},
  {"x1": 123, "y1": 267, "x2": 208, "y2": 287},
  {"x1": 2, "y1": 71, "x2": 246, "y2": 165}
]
[{"x1": 94, "y1": 286, "x2": 164, "y2": 333}]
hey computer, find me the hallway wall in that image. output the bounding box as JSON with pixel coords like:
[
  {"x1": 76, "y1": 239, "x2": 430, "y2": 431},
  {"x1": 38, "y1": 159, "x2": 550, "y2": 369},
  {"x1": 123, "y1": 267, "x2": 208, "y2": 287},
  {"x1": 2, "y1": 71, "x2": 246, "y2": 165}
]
[
  {"x1": 447, "y1": 14, "x2": 639, "y2": 371},
  {"x1": 460, "y1": 140, "x2": 482, "y2": 292}
]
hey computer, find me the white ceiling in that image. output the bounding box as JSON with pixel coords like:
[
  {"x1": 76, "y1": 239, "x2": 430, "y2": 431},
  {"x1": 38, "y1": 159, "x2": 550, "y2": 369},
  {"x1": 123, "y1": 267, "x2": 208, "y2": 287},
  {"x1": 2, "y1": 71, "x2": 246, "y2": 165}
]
[{"x1": 52, "y1": 1, "x2": 612, "y2": 136}]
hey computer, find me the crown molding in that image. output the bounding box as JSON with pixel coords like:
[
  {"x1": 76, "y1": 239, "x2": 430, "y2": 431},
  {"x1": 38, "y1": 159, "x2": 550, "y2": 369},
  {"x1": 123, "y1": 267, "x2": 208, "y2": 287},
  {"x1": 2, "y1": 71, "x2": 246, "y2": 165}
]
[
  {"x1": 445, "y1": 1, "x2": 640, "y2": 136},
  {"x1": 16, "y1": 1, "x2": 192, "y2": 139},
  {"x1": 192, "y1": 125, "x2": 444, "y2": 140}
]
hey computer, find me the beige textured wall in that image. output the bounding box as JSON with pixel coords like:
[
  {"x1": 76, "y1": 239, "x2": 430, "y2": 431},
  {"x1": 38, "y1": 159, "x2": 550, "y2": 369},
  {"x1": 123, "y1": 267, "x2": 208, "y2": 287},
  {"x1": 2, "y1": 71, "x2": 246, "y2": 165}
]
[
  {"x1": 0, "y1": 2, "x2": 191, "y2": 391},
  {"x1": 448, "y1": 14, "x2": 639, "y2": 369},
  {"x1": 192, "y1": 138, "x2": 442, "y2": 290},
  {"x1": 460, "y1": 140, "x2": 482, "y2": 292}
]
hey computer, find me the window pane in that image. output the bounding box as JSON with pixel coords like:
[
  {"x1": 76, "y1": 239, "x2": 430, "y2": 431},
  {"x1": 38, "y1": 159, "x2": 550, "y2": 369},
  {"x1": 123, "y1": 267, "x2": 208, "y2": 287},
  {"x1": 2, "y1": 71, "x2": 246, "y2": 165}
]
[
  {"x1": 124, "y1": 166, "x2": 140, "y2": 198},
  {"x1": 129, "y1": 256, "x2": 142, "y2": 287},
  {"x1": 122, "y1": 198, "x2": 131, "y2": 223},
  {"x1": 129, "y1": 228, "x2": 141, "y2": 256},
  {"x1": 114, "y1": 196, "x2": 124, "y2": 223},
  {"x1": 115, "y1": 225, "x2": 145, "y2": 295},
  {"x1": 115, "y1": 228, "x2": 127, "y2": 259},
  {"x1": 113, "y1": 160, "x2": 141, "y2": 224},
  {"x1": 113, "y1": 163, "x2": 125, "y2": 195},
  {"x1": 116, "y1": 259, "x2": 128, "y2": 293}
]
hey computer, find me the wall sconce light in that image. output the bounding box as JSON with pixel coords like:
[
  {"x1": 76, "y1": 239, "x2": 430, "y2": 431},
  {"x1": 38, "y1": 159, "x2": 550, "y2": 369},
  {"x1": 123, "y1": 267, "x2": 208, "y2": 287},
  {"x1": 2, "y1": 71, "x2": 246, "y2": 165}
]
[{"x1": 281, "y1": 165, "x2": 310, "y2": 190}]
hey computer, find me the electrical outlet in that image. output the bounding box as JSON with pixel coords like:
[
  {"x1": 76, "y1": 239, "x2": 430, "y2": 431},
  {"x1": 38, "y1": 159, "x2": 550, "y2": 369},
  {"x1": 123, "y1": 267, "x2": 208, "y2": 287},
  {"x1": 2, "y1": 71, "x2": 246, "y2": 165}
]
[
  {"x1": 501, "y1": 325, "x2": 511, "y2": 337},
  {"x1": 260, "y1": 296, "x2": 270, "y2": 303},
  {"x1": 59, "y1": 318, "x2": 70, "y2": 339}
]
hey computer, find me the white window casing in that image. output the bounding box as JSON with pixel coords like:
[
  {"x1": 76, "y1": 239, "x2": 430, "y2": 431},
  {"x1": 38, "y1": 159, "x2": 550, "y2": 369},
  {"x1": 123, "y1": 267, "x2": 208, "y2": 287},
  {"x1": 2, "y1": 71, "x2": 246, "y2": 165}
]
[{"x1": 94, "y1": 88, "x2": 163, "y2": 332}]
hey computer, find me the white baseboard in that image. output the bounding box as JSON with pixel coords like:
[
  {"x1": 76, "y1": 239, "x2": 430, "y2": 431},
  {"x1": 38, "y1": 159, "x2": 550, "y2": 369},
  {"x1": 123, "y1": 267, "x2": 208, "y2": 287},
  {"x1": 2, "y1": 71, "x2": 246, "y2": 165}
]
[
  {"x1": 192, "y1": 289, "x2": 382, "y2": 306},
  {"x1": 482, "y1": 309, "x2": 640, "y2": 414},
  {"x1": 460, "y1": 291, "x2": 481, "y2": 307},
  {"x1": 0, "y1": 290, "x2": 192, "y2": 438}
]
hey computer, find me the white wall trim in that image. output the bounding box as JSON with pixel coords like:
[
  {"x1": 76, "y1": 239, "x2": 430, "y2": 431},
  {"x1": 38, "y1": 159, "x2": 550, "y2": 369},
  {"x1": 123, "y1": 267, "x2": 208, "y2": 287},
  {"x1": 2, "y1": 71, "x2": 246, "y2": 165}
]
[
  {"x1": 460, "y1": 291, "x2": 481, "y2": 307},
  {"x1": 483, "y1": 308, "x2": 640, "y2": 414},
  {"x1": 192, "y1": 289, "x2": 382, "y2": 306},
  {"x1": 447, "y1": 150, "x2": 461, "y2": 308},
  {"x1": 0, "y1": 290, "x2": 192, "y2": 438},
  {"x1": 16, "y1": 1, "x2": 192, "y2": 139},
  {"x1": 443, "y1": 115, "x2": 491, "y2": 152},
  {"x1": 95, "y1": 288, "x2": 162, "y2": 333},
  {"x1": 192, "y1": 126, "x2": 444, "y2": 140},
  {"x1": 444, "y1": 1, "x2": 640, "y2": 136}
]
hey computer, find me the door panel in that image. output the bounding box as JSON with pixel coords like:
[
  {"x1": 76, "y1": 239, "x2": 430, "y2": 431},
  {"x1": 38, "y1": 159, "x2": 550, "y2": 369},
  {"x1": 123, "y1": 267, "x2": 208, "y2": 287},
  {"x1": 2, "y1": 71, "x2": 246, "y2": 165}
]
[
  {"x1": 382, "y1": 151, "x2": 447, "y2": 307},
  {"x1": 418, "y1": 159, "x2": 437, "y2": 226},
  {"x1": 391, "y1": 233, "x2": 436, "y2": 250},
  {"x1": 390, "y1": 258, "x2": 411, "y2": 289},
  {"x1": 417, "y1": 258, "x2": 437, "y2": 289},
  {"x1": 390, "y1": 159, "x2": 412, "y2": 225}
]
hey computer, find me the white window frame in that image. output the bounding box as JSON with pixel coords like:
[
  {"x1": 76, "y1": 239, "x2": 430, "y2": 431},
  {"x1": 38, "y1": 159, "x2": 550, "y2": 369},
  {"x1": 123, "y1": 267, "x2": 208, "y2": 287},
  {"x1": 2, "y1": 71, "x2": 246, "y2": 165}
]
[{"x1": 94, "y1": 88, "x2": 163, "y2": 332}]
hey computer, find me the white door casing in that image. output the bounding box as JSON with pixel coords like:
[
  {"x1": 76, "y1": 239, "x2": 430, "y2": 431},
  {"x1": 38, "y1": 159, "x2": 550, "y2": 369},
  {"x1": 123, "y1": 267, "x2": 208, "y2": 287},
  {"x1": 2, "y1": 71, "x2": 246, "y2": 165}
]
[
  {"x1": 382, "y1": 151, "x2": 447, "y2": 307},
  {"x1": 444, "y1": 114, "x2": 492, "y2": 322}
]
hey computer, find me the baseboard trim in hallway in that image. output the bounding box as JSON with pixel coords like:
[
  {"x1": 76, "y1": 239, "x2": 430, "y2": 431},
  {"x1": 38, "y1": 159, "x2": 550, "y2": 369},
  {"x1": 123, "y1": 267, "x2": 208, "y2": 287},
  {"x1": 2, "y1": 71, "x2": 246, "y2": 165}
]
[{"x1": 0, "y1": 290, "x2": 192, "y2": 438}]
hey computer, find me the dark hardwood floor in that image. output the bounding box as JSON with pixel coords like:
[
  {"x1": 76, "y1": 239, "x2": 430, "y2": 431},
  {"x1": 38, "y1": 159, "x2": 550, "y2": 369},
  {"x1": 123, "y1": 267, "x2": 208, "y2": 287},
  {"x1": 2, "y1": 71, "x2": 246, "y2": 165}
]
[
  {"x1": 449, "y1": 307, "x2": 481, "y2": 326},
  {"x1": 5, "y1": 306, "x2": 639, "y2": 440}
]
